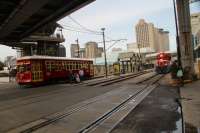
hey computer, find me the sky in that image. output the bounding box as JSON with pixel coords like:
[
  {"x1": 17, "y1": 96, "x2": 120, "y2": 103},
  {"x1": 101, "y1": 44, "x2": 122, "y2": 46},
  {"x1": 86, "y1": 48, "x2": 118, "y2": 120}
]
[
  {"x1": 59, "y1": 0, "x2": 177, "y2": 57},
  {"x1": 0, "y1": 0, "x2": 200, "y2": 60}
]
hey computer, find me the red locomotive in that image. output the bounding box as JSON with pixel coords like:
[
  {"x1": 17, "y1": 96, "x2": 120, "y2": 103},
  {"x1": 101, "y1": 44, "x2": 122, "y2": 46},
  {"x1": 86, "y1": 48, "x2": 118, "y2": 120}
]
[
  {"x1": 155, "y1": 52, "x2": 171, "y2": 74},
  {"x1": 16, "y1": 56, "x2": 94, "y2": 85}
]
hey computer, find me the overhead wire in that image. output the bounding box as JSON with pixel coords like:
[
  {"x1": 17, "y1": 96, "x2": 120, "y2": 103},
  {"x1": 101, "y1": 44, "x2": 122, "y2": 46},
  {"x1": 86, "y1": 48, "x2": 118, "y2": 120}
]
[
  {"x1": 62, "y1": 16, "x2": 118, "y2": 41},
  {"x1": 60, "y1": 24, "x2": 91, "y2": 33},
  {"x1": 61, "y1": 16, "x2": 126, "y2": 50},
  {"x1": 62, "y1": 27, "x2": 101, "y2": 35},
  {"x1": 68, "y1": 15, "x2": 102, "y2": 34}
]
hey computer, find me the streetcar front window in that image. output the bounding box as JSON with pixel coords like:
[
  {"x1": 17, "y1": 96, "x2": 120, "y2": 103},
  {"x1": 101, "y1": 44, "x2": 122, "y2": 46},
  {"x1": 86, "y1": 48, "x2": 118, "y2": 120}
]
[{"x1": 17, "y1": 64, "x2": 31, "y2": 73}]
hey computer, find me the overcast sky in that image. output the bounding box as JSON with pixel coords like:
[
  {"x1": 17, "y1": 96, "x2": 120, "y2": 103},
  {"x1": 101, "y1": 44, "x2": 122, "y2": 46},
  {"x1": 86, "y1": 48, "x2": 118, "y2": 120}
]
[
  {"x1": 59, "y1": 0, "x2": 176, "y2": 57},
  {"x1": 0, "y1": 0, "x2": 200, "y2": 60}
]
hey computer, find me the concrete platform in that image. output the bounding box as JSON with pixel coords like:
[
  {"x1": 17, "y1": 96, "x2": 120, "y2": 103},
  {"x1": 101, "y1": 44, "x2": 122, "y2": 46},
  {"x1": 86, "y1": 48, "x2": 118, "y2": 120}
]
[
  {"x1": 180, "y1": 81, "x2": 200, "y2": 133},
  {"x1": 111, "y1": 75, "x2": 182, "y2": 133}
]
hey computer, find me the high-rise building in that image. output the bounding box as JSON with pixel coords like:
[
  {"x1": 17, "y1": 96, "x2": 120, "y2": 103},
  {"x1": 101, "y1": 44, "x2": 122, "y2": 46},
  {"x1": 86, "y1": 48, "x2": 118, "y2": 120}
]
[
  {"x1": 97, "y1": 47, "x2": 104, "y2": 57},
  {"x1": 79, "y1": 48, "x2": 86, "y2": 58},
  {"x1": 70, "y1": 44, "x2": 79, "y2": 58},
  {"x1": 191, "y1": 12, "x2": 200, "y2": 56},
  {"x1": 58, "y1": 45, "x2": 66, "y2": 57},
  {"x1": 191, "y1": 13, "x2": 200, "y2": 35},
  {"x1": 85, "y1": 42, "x2": 101, "y2": 58},
  {"x1": 155, "y1": 29, "x2": 170, "y2": 52},
  {"x1": 135, "y1": 19, "x2": 169, "y2": 53}
]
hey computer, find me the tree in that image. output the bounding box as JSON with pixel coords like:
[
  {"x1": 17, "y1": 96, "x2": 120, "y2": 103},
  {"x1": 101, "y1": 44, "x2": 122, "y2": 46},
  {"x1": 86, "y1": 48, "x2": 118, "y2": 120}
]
[{"x1": 0, "y1": 61, "x2": 4, "y2": 71}]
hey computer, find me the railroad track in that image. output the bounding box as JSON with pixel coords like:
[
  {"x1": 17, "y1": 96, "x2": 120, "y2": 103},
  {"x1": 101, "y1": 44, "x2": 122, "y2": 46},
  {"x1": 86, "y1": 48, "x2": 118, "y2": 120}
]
[
  {"x1": 0, "y1": 71, "x2": 153, "y2": 113},
  {"x1": 83, "y1": 70, "x2": 152, "y2": 87},
  {"x1": 78, "y1": 74, "x2": 163, "y2": 133},
  {"x1": 136, "y1": 73, "x2": 161, "y2": 84},
  {"x1": 8, "y1": 74, "x2": 164, "y2": 133}
]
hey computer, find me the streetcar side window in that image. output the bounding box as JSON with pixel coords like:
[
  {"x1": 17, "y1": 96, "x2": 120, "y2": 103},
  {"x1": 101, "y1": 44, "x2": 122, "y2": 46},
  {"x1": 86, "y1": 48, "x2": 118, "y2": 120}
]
[
  {"x1": 65, "y1": 61, "x2": 68, "y2": 70},
  {"x1": 69, "y1": 62, "x2": 72, "y2": 70},
  {"x1": 46, "y1": 62, "x2": 51, "y2": 72},
  {"x1": 74, "y1": 62, "x2": 76, "y2": 70},
  {"x1": 64, "y1": 61, "x2": 66, "y2": 70},
  {"x1": 58, "y1": 62, "x2": 61, "y2": 71},
  {"x1": 55, "y1": 61, "x2": 58, "y2": 71},
  {"x1": 67, "y1": 62, "x2": 69, "y2": 70},
  {"x1": 60, "y1": 61, "x2": 63, "y2": 71},
  {"x1": 80, "y1": 63, "x2": 82, "y2": 69},
  {"x1": 85, "y1": 63, "x2": 88, "y2": 68},
  {"x1": 78, "y1": 63, "x2": 80, "y2": 69},
  {"x1": 76, "y1": 62, "x2": 78, "y2": 70},
  {"x1": 51, "y1": 62, "x2": 55, "y2": 71},
  {"x1": 82, "y1": 63, "x2": 85, "y2": 69},
  {"x1": 72, "y1": 62, "x2": 74, "y2": 70}
]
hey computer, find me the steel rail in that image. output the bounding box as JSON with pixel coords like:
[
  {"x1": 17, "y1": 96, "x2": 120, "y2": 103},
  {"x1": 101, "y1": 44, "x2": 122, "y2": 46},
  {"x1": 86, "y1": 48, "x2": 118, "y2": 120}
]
[
  {"x1": 9, "y1": 72, "x2": 161, "y2": 133},
  {"x1": 86, "y1": 71, "x2": 150, "y2": 86},
  {"x1": 78, "y1": 74, "x2": 163, "y2": 133},
  {"x1": 15, "y1": 87, "x2": 127, "y2": 133}
]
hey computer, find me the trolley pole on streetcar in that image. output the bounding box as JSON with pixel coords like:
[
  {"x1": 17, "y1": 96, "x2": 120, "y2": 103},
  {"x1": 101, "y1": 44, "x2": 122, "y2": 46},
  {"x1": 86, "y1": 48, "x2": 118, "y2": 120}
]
[{"x1": 101, "y1": 28, "x2": 108, "y2": 78}]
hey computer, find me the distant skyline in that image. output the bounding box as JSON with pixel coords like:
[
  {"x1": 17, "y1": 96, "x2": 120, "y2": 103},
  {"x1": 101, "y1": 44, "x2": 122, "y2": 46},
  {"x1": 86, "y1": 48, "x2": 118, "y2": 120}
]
[{"x1": 0, "y1": 0, "x2": 200, "y2": 60}]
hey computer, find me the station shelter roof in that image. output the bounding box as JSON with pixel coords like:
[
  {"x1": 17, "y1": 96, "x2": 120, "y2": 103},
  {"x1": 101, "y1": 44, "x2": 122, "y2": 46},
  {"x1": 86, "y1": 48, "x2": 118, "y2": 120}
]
[{"x1": 94, "y1": 51, "x2": 126, "y2": 65}]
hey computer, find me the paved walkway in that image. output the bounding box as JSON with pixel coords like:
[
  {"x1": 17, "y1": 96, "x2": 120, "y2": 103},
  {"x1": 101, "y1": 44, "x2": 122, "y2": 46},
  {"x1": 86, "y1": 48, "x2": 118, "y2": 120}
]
[
  {"x1": 0, "y1": 77, "x2": 9, "y2": 83},
  {"x1": 0, "y1": 77, "x2": 16, "y2": 84},
  {"x1": 180, "y1": 80, "x2": 200, "y2": 132}
]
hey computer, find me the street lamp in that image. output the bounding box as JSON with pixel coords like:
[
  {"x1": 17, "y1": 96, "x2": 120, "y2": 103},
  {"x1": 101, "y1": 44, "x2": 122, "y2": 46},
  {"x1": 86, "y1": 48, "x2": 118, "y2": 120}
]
[{"x1": 101, "y1": 28, "x2": 108, "y2": 78}]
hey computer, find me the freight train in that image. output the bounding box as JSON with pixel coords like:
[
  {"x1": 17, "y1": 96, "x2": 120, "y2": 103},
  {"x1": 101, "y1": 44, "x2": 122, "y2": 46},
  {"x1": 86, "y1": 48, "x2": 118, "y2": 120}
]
[
  {"x1": 16, "y1": 56, "x2": 94, "y2": 85},
  {"x1": 155, "y1": 52, "x2": 172, "y2": 74}
]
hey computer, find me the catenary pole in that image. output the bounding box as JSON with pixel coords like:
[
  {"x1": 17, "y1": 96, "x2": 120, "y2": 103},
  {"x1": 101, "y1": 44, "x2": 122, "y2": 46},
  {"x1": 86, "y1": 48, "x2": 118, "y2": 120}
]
[{"x1": 101, "y1": 28, "x2": 108, "y2": 78}]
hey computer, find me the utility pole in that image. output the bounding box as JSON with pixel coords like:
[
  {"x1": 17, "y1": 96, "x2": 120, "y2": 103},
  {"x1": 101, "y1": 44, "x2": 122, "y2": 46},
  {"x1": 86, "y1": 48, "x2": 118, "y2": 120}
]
[
  {"x1": 101, "y1": 28, "x2": 108, "y2": 78},
  {"x1": 176, "y1": 0, "x2": 195, "y2": 80},
  {"x1": 173, "y1": 0, "x2": 182, "y2": 68},
  {"x1": 137, "y1": 43, "x2": 142, "y2": 71},
  {"x1": 76, "y1": 39, "x2": 80, "y2": 58}
]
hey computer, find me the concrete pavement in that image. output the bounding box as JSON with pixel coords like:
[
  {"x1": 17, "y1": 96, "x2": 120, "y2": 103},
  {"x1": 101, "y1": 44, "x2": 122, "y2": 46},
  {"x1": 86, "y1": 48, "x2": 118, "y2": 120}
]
[
  {"x1": 111, "y1": 75, "x2": 182, "y2": 133},
  {"x1": 180, "y1": 80, "x2": 200, "y2": 133}
]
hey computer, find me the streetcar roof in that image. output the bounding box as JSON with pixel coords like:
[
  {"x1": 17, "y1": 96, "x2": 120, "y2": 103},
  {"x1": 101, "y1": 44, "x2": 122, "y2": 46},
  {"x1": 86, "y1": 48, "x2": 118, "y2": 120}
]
[{"x1": 17, "y1": 56, "x2": 93, "y2": 61}]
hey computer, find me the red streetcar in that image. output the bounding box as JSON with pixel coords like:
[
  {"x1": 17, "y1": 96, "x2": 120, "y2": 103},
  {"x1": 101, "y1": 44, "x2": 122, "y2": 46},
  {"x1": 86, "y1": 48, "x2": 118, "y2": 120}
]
[
  {"x1": 16, "y1": 56, "x2": 94, "y2": 85},
  {"x1": 155, "y1": 52, "x2": 171, "y2": 74}
]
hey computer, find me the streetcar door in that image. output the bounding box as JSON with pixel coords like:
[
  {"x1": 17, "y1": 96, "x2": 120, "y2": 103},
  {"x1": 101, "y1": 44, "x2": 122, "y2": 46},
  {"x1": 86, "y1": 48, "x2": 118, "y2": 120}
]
[
  {"x1": 90, "y1": 62, "x2": 94, "y2": 76},
  {"x1": 32, "y1": 60, "x2": 43, "y2": 82}
]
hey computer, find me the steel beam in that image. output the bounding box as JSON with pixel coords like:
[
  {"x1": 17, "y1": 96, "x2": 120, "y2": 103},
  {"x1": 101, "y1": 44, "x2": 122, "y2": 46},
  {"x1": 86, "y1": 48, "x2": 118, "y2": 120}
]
[
  {"x1": 20, "y1": 0, "x2": 95, "y2": 39},
  {"x1": 0, "y1": 0, "x2": 51, "y2": 39}
]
